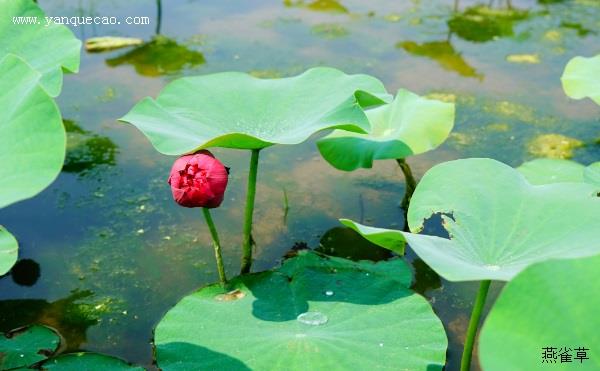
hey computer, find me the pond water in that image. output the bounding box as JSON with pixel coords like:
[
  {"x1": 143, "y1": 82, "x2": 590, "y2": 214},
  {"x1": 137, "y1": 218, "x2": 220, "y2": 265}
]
[{"x1": 1, "y1": 0, "x2": 599, "y2": 369}]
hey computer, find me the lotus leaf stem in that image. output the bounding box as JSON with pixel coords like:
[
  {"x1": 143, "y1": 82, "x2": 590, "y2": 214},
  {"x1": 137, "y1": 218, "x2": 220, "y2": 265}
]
[
  {"x1": 460, "y1": 280, "x2": 491, "y2": 371},
  {"x1": 202, "y1": 207, "x2": 227, "y2": 286},
  {"x1": 240, "y1": 149, "x2": 260, "y2": 274},
  {"x1": 397, "y1": 158, "x2": 417, "y2": 230}
]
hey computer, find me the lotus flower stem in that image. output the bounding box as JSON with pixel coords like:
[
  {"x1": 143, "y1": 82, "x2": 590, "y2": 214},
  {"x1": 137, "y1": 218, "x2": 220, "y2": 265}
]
[
  {"x1": 396, "y1": 158, "x2": 417, "y2": 212},
  {"x1": 240, "y1": 149, "x2": 260, "y2": 274},
  {"x1": 202, "y1": 207, "x2": 227, "y2": 286},
  {"x1": 460, "y1": 280, "x2": 491, "y2": 371}
]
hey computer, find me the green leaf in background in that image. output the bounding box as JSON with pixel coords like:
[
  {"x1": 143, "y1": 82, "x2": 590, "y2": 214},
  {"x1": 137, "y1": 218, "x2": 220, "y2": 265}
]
[
  {"x1": 42, "y1": 353, "x2": 145, "y2": 370},
  {"x1": 155, "y1": 251, "x2": 447, "y2": 370},
  {"x1": 561, "y1": 54, "x2": 600, "y2": 105},
  {"x1": 0, "y1": 54, "x2": 66, "y2": 209},
  {"x1": 0, "y1": 325, "x2": 60, "y2": 370},
  {"x1": 479, "y1": 255, "x2": 600, "y2": 370},
  {"x1": 341, "y1": 158, "x2": 600, "y2": 281},
  {"x1": 120, "y1": 67, "x2": 389, "y2": 155},
  {"x1": 518, "y1": 158, "x2": 600, "y2": 189},
  {"x1": 0, "y1": 0, "x2": 81, "y2": 97},
  {"x1": 0, "y1": 226, "x2": 18, "y2": 276},
  {"x1": 317, "y1": 89, "x2": 455, "y2": 171}
]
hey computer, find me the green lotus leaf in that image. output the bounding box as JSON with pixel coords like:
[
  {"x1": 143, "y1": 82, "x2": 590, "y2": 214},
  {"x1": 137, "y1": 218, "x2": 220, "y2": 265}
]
[
  {"x1": 518, "y1": 159, "x2": 600, "y2": 189},
  {"x1": 0, "y1": 325, "x2": 60, "y2": 369},
  {"x1": 584, "y1": 162, "x2": 600, "y2": 187},
  {"x1": 0, "y1": 54, "x2": 66, "y2": 209},
  {"x1": 120, "y1": 67, "x2": 389, "y2": 155},
  {"x1": 42, "y1": 352, "x2": 144, "y2": 370},
  {"x1": 0, "y1": 226, "x2": 18, "y2": 276},
  {"x1": 341, "y1": 158, "x2": 600, "y2": 281},
  {"x1": 155, "y1": 251, "x2": 447, "y2": 370},
  {"x1": 561, "y1": 54, "x2": 600, "y2": 105},
  {"x1": 480, "y1": 255, "x2": 600, "y2": 370},
  {"x1": 317, "y1": 89, "x2": 455, "y2": 171},
  {"x1": 0, "y1": 0, "x2": 81, "y2": 97}
]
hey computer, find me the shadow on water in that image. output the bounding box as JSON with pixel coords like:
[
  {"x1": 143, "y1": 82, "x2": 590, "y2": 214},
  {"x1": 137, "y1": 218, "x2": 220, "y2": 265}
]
[
  {"x1": 0, "y1": 290, "x2": 98, "y2": 351},
  {"x1": 63, "y1": 120, "x2": 118, "y2": 175},
  {"x1": 10, "y1": 259, "x2": 41, "y2": 287},
  {"x1": 316, "y1": 226, "x2": 392, "y2": 261},
  {"x1": 105, "y1": 36, "x2": 206, "y2": 77}
]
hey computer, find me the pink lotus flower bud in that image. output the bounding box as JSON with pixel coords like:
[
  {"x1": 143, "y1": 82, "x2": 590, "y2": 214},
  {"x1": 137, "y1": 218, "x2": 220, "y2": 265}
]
[{"x1": 168, "y1": 150, "x2": 229, "y2": 208}]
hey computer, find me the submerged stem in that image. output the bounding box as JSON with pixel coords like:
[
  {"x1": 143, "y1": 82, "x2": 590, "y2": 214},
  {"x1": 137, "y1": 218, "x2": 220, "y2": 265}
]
[
  {"x1": 202, "y1": 208, "x2": 227, "y2": 286},
  {"x1": 397, "y1": 158, "x2": 417, "y2": 210},
  {"x1": 240, "y1": 149, "x2": 260, "y2": 274},
  {"x1": 460, "y1": 280, "x2": 491, "y2": 371}
]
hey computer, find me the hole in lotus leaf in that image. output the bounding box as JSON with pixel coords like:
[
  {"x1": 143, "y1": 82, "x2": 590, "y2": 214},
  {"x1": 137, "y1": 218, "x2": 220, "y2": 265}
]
[
  {"x1": 214, "y1": 289, "x2": 246, "y2": 301},
  {"x1": 419, "y1": 213, "x2": 452, "y2": 239}
]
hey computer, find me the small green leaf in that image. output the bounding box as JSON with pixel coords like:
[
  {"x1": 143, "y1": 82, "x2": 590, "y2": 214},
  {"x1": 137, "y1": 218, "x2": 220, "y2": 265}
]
[
  {"x1": 0, "y1": 0, "x2": 81, "y2": 97},
  {"x1": 0, "y1": 55, "x2": 66, "y2": 209},
  {"x1": 480, "y1": 255, "x2": 600, "y2": 370},
  {"x1": 0, "y1": 226, "x2": 18, "y2": 276},
  {"x1": 342, "y1": 158, "x2": 600, "y2": 281},
  {"x1": 120, "y1": 67, "x2": 389, "y2": 155},
  {"x1": 0, "y1": 325, "x2": 60, "y2": 370},
  {"x1": 41, "y1": 352, "x2": 144, "y2": 370},
  {"x1": 155, "y1": 251, "x2": 447, "y2": 370},
  {"x1": 561, "y1": 54, "x2": 600, "y2": 105},
  {"x1": 317, "y1": 89, "x2": 454, "y2": 171}
]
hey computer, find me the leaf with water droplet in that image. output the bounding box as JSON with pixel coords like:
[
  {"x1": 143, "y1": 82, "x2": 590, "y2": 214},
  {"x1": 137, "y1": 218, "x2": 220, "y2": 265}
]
[
  {"x1": 342, "y1": 158, "x2": 600, "y2": 281},
  {"x1": 155, "y1": 251, "x2": 446, "y2": 369}
]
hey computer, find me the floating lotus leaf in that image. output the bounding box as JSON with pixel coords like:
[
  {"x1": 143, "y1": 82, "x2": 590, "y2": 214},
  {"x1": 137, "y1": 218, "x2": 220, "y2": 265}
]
[
  {"x1": 0, "y1": 0, "x2": 81, "y2": 97},
  {"x1": 518, "y1": 159, "x2": 600, "y2": 190},
  {"x1": 317, "y1": 89, "x2": 454, "y2": 171},
  {"x1": 0, "y1": 55, "x2": 65, "y2": 209},
  {"x1": 42, "y1": 353, "x2": 144, "y2": 370},
  {"x1": 480, "y1": 255, "x2": 600, "y2": 370},
  {"x1": 0, "y1": 226, "x2": 18, "y2": 276},
  {"x1": 120, "y1": 67, "x2": 388, "y2": 155},
  {"x1": 448, "y1": 5, "x2": 529, "y2": 43},
  {"x1": 0, "y1": 325, "x2": 60, "y2": 369},
  {"x1": 561, "y1": 54, "x2": 600, "y2": 105},
  {"x1": 341, "y1": 158, "x2": 600, "y2": 281},
  {"x1": 155, "y1": 251, "x2": 447, "y2": 370}
]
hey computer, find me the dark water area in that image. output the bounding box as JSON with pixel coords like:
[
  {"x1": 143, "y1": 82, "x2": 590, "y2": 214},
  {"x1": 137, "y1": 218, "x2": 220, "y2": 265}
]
[{"x1": 1, "y1": 0, "x2": 599, "y2": 369}]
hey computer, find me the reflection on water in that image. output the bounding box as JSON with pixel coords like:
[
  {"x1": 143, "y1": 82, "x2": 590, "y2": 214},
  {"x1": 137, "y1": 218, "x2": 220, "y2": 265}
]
[
  {"x1": 63, "y1": 120, "x2": 118, "y2": 175},
  {"x1": 448, "y1": 5, "x2": 530, "y2": 43},
  {"x1": 284, "y1": 0, "x2": 349, "y2": 13},
  {"x1": 105, "y1": 36, "x2": 206, "y2": 77},
  {"x1": 398, "y1": 40, "x2": 483, "y2": 79}
]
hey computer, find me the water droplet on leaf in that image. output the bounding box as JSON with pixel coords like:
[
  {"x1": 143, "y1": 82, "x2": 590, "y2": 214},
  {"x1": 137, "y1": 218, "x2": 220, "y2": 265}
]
[
  {"x1": 325, "y1": 290, "x2": 334, "y2": 296},
  {"x1": 484, "y1": 264, "x2": 501, "y2": 271},
  {"x1": 297, "y1": 311, "x2": 328, "y2": 326}
]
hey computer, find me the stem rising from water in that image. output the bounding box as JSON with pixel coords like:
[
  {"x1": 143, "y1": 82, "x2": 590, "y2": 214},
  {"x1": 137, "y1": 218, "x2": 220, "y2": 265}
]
[
  {"x1": 460, "y1": 280, "x2": 491, "y2": 371},
  {"x1": 202, "y1": 207, "x2": 227, "y2": 286},
  {"x1": 240, "y1": 149, "x2": 260, "y2": 274}
]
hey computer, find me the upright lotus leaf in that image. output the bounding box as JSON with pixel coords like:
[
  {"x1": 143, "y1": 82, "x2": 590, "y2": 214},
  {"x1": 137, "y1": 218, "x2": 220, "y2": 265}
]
[
  {"x1": 341, "y1": 158, "x2": 600, "y2": 281},
  {"x1": 0, "y1": 325, "x2": 60, "y2": 369},
  {"x1": 155, "y1": 251, "x2": 447, "y2": 370},
  {"x1": 120, "y1": 67, "x2": 389, "y2": 155},
  {"x1": 317, "y1": 89, "x2": 455, "y2": 171},
  {"x1": 561, "y1": 54, "x2": 600, "y2": 105},
  {"x1": 0, "y1": 55, "x2": 66, "y2": 209},
  {"x1": 0, "y1": 226, "x2": 18, "y2": 276},
  {"x1": 518, "y1": 158, "x2": 600, "y2": 189},
  {"x1": 480, "y1": 255, "x2": 600, "y2": 370},
  {"x1": 42, "y1": 353, "x2": 145, "y2": 370},
  {"x1": 0, "y1": 0, "x2": 81, "y2": 97}
]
